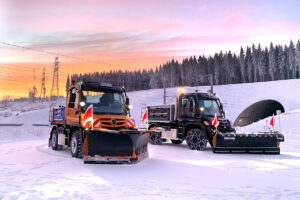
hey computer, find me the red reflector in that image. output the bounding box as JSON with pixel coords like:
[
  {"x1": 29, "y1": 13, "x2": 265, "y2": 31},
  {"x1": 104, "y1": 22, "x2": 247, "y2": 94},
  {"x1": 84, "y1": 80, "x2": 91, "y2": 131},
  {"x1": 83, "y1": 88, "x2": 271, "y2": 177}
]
[{"x1": 203, "y1": 121, "x2": 210, "y2": 126}]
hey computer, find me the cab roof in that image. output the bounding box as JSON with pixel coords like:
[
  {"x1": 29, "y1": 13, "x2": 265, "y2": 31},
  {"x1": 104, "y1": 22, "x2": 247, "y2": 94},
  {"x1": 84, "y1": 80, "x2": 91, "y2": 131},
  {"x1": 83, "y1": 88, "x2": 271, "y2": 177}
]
[
  {"x1": 76, "y1": 82, "x2": 123, "y2": 93},
  {"x1": 182, "y1": 92, "x2": 218, "y2": 100},
  {"x1": 197, "y1": 92, "x2": 218, "y2": 100}
]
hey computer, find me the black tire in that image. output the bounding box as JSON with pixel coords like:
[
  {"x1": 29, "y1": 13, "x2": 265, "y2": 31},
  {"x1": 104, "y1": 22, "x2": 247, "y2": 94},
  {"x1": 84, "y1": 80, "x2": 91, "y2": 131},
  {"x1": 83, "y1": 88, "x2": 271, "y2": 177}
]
[
  {"x1": 186, "y1": 128, "x2": 207, "y2": 151},
  {"x1": 70, "y1": 130, "x2": 83, "y2": 158},
  {"x1": 171, "y1": 139, "x2": 184, "y2": 144},
  {"x1": 50, "y1": 128, "x2": 60, "y2": 150},
  {"x1": 150, "y1": 131, "x2": 162, "y2": 145}
]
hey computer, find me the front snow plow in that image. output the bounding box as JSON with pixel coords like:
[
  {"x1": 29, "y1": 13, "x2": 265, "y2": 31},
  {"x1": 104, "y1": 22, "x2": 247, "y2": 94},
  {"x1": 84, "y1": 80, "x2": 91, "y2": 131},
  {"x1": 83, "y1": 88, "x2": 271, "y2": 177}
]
[
  {"x1": 83, "y1": 129, "x2": 150, "y2": 164},
  {"x1": 212, "y1": 131, "x2": 284, "y2": 154},
  {"x1": 49, "y1": 80, "x2": 152, "y2": 164}
]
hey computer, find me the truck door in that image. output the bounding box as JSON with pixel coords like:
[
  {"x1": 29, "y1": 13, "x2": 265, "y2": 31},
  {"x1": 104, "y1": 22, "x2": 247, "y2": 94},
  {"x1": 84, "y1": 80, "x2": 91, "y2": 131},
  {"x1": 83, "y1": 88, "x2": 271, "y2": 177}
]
[
  {"x1": 65, "y1": 88, "x2": 80, "y2": 125},
  {"x1": 178, "y1": 95, "x2": 196, "y2": 118}
]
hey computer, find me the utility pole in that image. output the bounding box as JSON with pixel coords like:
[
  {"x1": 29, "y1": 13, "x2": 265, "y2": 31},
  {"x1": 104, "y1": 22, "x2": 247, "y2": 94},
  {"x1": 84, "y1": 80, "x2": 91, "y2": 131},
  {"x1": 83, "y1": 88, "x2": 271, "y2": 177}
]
[
  {"x1": 210, "y1": 74, "x2": 214, "y2": 94},
  {"x1": 163, "y1": 87, "x2": 166, "y2": 105},
  {"x1": 40, "y1": 67, "x2": 46, "y2": 100},
  {"x1": 33, "y1": 68, "x2": 37, "y2": 103},
  {"x1": 50, "y1": 57, "x2": 59, "y2": 100}
]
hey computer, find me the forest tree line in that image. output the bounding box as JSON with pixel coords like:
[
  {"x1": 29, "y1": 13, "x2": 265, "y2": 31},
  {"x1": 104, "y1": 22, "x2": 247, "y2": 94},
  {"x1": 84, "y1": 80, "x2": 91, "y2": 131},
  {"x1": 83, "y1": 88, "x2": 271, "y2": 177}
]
[{"x1": 68, "y1": 40, "x2": 300, "y2": 92}]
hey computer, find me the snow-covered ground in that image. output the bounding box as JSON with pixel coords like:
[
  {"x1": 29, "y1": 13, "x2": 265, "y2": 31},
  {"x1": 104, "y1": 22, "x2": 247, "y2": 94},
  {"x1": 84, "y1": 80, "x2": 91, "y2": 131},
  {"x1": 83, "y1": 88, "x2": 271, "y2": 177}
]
[{"x1": 1, "y1": 79, "x2": 300, "y2": 200}]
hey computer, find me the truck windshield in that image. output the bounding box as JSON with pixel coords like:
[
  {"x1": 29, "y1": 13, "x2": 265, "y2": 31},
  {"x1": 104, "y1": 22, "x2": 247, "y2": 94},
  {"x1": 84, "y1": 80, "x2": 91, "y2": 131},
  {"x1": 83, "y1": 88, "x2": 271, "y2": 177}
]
[
  {"x1": 81, "y1": 91, "x2": 125, "y2": 115},
  {"x1": 198, "y1": 99, "x2": 222, "y2": 117}
]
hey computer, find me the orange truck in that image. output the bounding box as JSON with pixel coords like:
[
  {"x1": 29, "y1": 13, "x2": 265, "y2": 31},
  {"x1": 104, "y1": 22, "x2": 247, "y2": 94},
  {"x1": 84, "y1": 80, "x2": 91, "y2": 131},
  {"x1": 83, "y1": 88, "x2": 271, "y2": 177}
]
[{"x1": 49, "y1": 81, "x2": 150, "y2": 164}]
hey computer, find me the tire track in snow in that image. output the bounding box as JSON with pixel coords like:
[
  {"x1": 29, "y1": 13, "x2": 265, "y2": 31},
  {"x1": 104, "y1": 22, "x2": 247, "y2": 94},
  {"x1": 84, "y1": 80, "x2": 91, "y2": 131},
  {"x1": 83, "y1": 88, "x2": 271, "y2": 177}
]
[{"x1": 35, "y1": 143, "x2": 70, "y2": 158}]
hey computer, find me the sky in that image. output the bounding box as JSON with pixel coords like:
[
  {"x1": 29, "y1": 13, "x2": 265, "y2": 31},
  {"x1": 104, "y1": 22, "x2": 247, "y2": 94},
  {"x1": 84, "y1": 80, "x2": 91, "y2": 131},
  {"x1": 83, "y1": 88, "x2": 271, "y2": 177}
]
[{"x1": 1, "y1": 0, "x2": 300, "y2": 98}]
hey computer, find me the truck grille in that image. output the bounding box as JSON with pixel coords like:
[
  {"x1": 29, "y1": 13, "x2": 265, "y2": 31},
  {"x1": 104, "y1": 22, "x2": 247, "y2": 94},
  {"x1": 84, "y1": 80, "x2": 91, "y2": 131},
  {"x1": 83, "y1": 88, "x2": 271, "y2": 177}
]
[{"x1": 100, "y1": 118, "x2": 126, "y2": 128}]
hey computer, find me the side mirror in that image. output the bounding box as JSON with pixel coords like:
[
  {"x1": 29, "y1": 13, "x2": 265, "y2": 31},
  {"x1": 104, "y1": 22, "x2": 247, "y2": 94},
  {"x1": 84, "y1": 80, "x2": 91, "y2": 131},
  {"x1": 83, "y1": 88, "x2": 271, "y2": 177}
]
[
  {"x1": 125, "y1": 97, "x2": 130, "y2": 110},
  {"x1": 70, "y1": 94, "x2": 76, "y2": 102},
  {"x1": 68, "y1": 102, "x2": 74, "y2": 108},
  {"x1": 189, "y1": 101, "x2": 194, "y2": 111},
  {"x1": 220, "y1": 103, "x2": 223, "y2": 109}
]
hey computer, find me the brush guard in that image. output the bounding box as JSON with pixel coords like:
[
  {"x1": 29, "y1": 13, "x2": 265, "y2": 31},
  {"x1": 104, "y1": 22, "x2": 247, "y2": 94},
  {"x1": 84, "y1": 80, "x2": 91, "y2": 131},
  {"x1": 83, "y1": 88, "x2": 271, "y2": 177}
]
[
  {"x1": 213, "y1": 131, "x2": 284, "y2": 154},
  {"x1": 83, "y1": 129, "x2": 150, "y2": 164}
]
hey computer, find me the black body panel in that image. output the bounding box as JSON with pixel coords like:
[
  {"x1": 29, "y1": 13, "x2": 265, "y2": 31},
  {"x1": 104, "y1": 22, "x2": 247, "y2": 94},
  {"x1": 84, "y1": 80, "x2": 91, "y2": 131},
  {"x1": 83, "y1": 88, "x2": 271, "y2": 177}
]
[
  {"x1": 214, "y1": 132, "x2": 284, "y2": 154},
  {"x1": 81, "y1": 82, "x2": 123, "y2": 93},
  {"x1": 85, "y1": 130, "x2": 149, "y2": 157}
]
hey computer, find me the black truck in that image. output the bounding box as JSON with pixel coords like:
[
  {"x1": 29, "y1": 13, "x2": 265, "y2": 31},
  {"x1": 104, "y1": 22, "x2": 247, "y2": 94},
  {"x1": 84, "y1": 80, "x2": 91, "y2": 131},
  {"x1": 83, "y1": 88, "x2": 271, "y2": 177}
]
[{"x1": 147, "y1": 91, "x2": 284, "y2": 154}]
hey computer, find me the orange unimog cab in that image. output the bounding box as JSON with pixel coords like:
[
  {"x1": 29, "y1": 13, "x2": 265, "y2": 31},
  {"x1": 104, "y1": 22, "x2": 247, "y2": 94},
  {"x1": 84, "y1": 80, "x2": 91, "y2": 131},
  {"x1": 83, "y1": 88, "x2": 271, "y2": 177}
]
[{"x1": 49, "y1": 80, "x2": 150, "y2": 164}]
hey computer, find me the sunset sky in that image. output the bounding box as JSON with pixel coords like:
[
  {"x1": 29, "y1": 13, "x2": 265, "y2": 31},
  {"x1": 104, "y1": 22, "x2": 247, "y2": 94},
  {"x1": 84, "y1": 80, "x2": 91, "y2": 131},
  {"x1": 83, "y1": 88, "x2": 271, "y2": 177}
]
[{"x1": 1, "y1": 0, "x2": 300, "y2": 98}]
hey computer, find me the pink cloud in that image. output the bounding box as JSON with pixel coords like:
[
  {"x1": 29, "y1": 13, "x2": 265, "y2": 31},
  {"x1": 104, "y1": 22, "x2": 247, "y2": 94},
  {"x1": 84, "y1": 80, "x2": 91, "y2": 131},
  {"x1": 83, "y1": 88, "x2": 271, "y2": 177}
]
[{"x1": 2, "y1": 0, "x2": 300, "y2": 68}]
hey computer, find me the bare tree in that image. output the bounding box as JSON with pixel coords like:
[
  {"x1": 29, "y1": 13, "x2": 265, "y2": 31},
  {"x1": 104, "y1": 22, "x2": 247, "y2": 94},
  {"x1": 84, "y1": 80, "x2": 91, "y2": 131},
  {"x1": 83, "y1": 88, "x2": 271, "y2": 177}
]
[{"x1": 1, "y1": 95, "x2": 11, "y2": 107}]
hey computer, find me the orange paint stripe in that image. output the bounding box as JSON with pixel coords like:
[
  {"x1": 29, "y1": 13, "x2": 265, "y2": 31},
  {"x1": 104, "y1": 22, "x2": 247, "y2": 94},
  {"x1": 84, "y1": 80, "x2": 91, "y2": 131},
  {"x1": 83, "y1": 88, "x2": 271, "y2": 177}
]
[{"x1": 84, "y1": 150, "x2": 148, "y2": 159}]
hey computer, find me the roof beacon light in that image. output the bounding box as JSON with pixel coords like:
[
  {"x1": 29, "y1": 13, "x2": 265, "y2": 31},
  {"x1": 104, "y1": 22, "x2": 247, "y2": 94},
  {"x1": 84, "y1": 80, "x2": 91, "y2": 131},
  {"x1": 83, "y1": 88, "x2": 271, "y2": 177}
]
[{"x1": 179, "y1": 88, "x2": 184, "y2": 94}]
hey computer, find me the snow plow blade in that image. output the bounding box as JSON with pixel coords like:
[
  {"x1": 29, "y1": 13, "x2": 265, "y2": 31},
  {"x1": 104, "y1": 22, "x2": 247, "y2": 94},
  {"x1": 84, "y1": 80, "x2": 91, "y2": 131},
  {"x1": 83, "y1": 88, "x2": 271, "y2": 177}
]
[
  {"x1": 213, "y1": 131, "x2": 284, "y2": 154},
  {"x1": 83, "y1": 129, "x2": 150, "y2": 164}
]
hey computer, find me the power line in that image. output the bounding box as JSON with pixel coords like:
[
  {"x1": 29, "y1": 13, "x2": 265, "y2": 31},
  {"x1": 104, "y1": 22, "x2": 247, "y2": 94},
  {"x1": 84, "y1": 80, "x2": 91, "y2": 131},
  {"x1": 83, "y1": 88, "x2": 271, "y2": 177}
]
[
  {"x1": 0, "y1": 67, "x2": 71, "y2": 82},
  {"x1": 0, "y1": 41, "x2": 125, "y2": 68},
  {"x1": 0, "y1": 71, "x2": 69, "y2": 81},
  {"x1": 0, "y1": 82, "x2": 55, "y2": 89},
  {"x1": 0, "y1": 41, "x2": 134, "y2": 97},
  {"x1": 0, "y1": 63, "x2": 71, "y2": 75}
]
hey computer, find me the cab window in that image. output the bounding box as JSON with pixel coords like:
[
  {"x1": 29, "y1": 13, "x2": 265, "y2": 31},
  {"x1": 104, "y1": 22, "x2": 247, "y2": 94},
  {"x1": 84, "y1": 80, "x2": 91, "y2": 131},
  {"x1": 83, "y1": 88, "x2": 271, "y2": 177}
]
[
  {"x1": 180, "y1": 95, "x2": 196, "y2": 117},
  {"x1": 68, "y1": 88, "x2": 79, "y2": 108}
]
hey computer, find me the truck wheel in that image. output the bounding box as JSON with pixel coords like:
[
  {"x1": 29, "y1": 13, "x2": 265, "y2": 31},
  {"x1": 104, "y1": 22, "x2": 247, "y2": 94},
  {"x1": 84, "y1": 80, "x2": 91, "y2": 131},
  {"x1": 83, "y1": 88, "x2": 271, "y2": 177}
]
[
  {"x1": 150, "y1": 131, "x2": 162, "y2": 145},
  {"x1": 186, "y1": 128, "x2": 207, "y2": 151},
  {"x1": 71, "y1": 130, "x2": 83, "y2": 158},
  {"x1": 171, "y1": 139, "x2": 183, "y2": 144},
  {"x1": 51, "y1": 129, "x2": 60, "y2": 150}
]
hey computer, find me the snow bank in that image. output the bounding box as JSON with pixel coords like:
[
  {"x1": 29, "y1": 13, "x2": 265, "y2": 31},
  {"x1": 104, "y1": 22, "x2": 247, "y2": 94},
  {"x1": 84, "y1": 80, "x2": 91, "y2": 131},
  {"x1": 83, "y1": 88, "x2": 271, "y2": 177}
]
[{"x1": 238, "y1": 109, "x2": 300, "y2": 135}]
